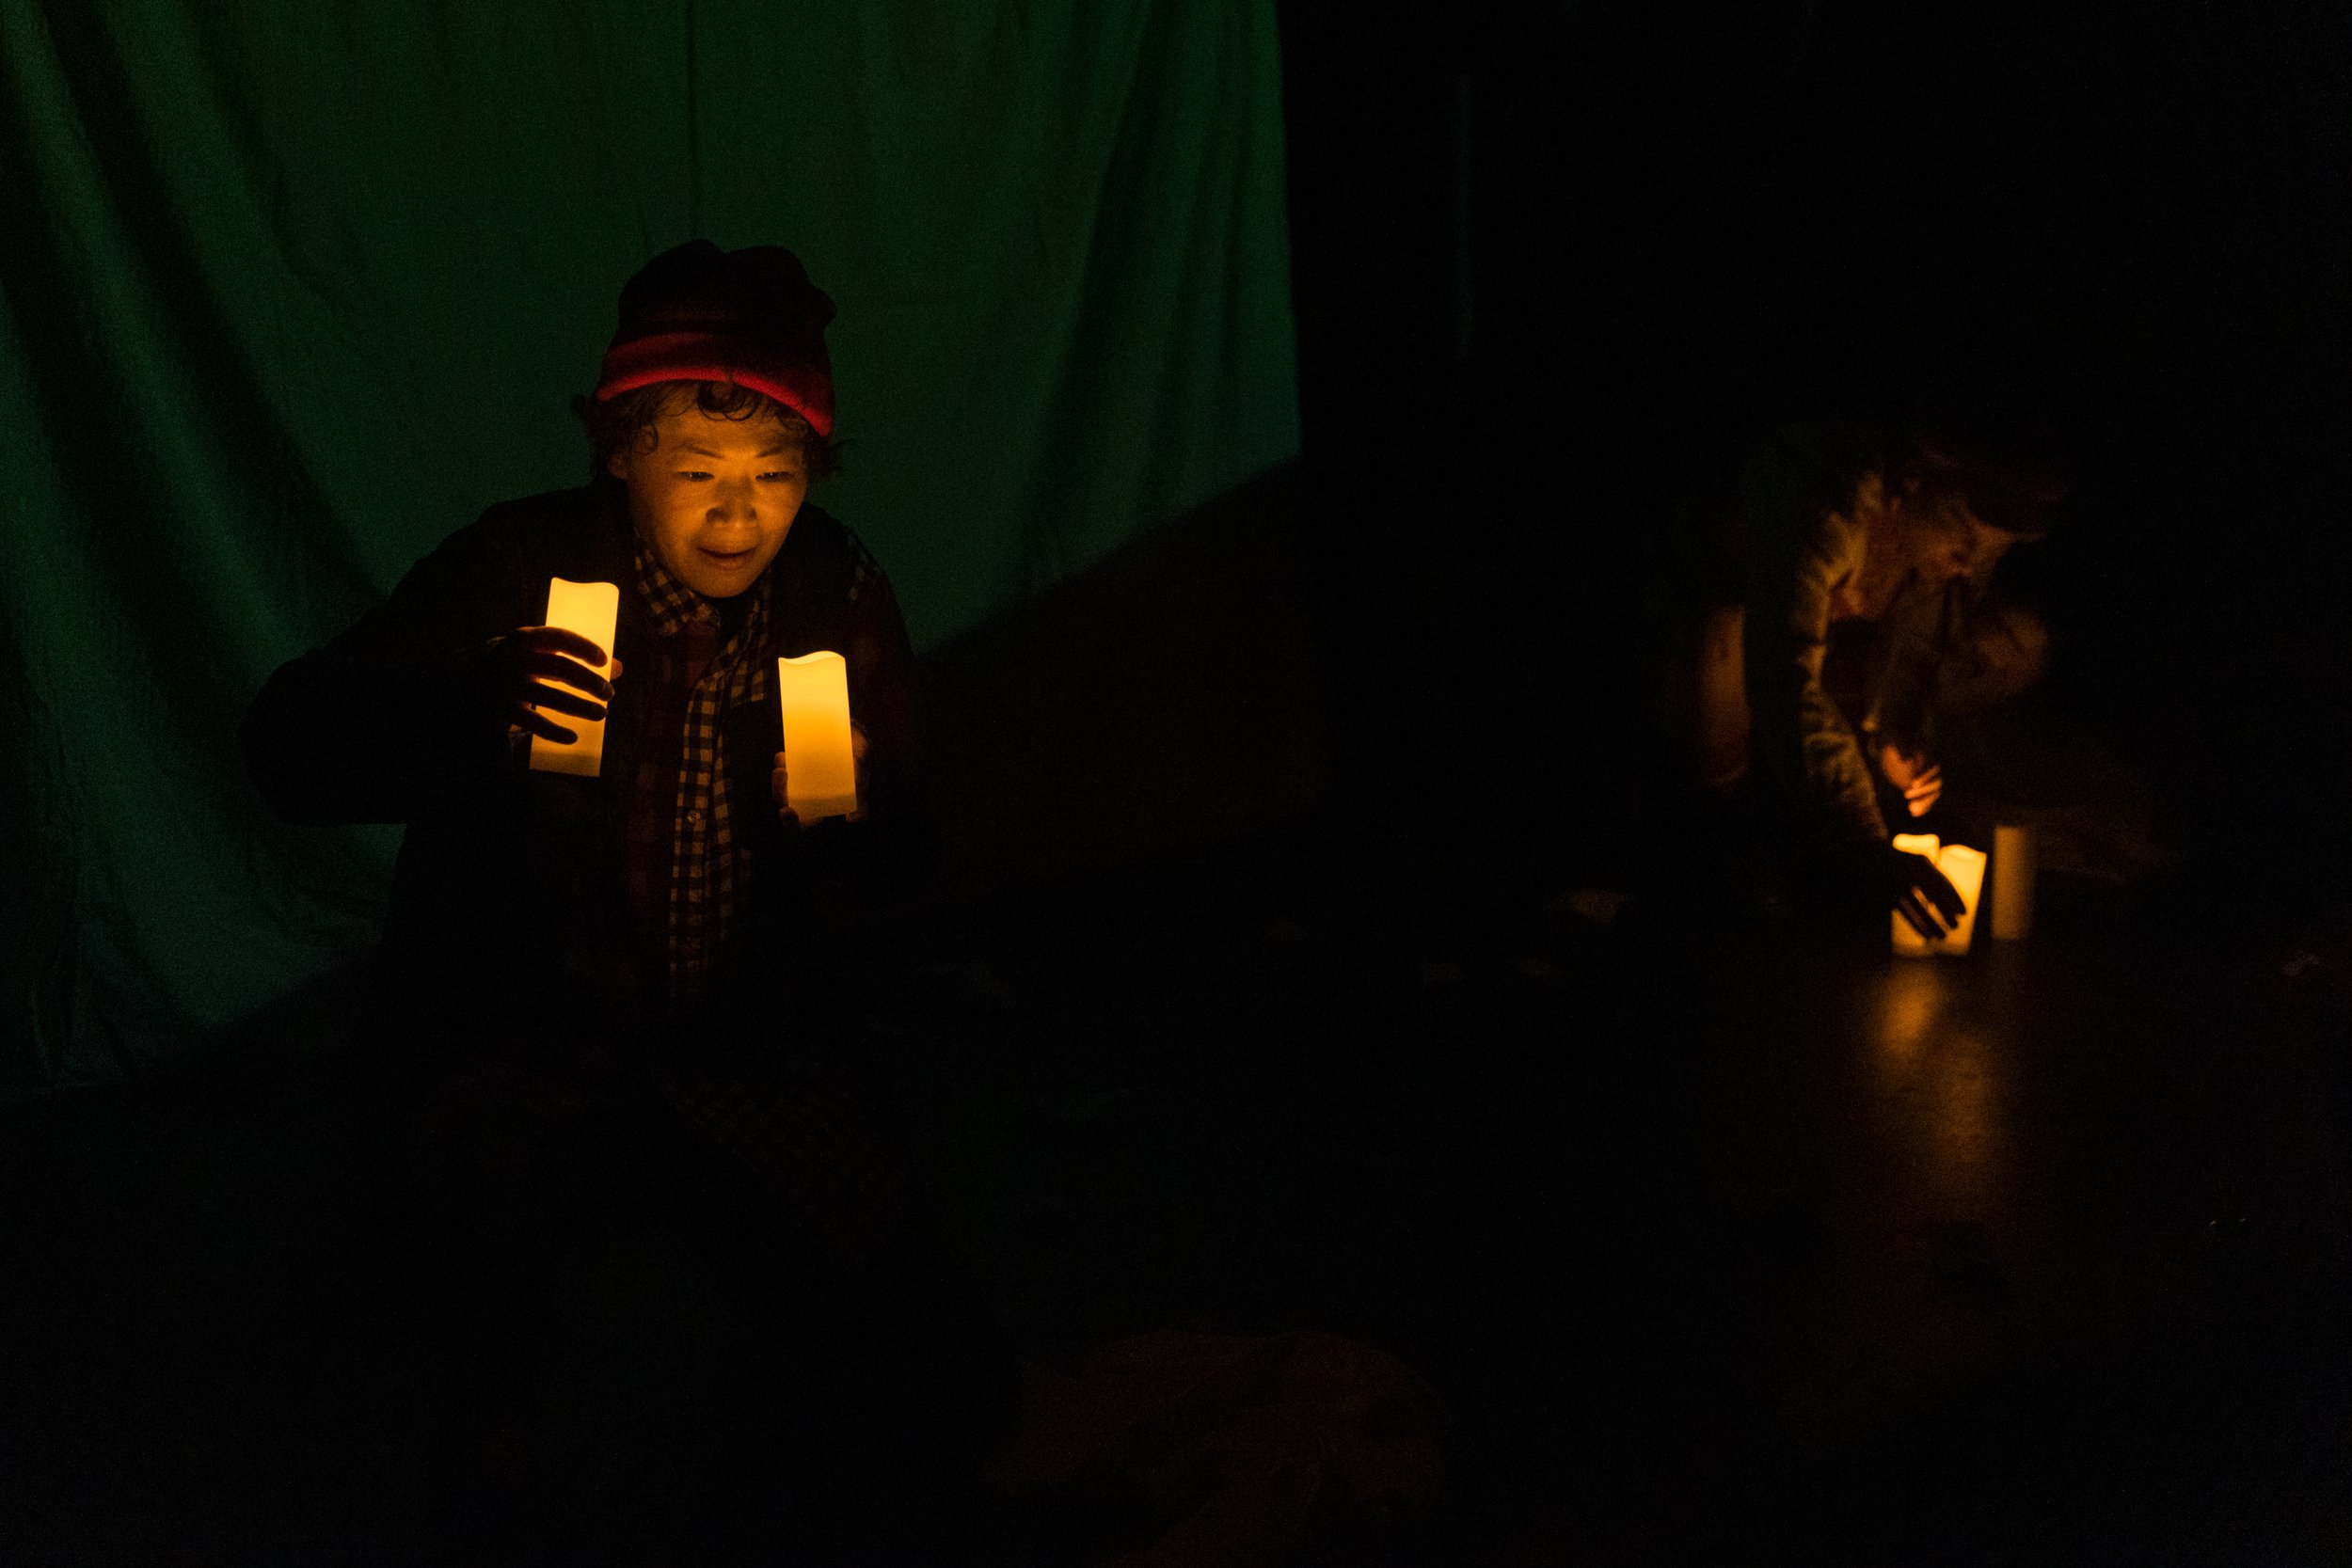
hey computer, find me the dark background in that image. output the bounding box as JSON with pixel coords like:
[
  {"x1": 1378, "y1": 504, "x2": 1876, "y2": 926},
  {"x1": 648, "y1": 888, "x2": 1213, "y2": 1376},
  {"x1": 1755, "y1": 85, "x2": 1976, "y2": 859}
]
[
  {"x1": 13, "y1": 4, "x2": 2352, "y2": 1560},
  {"x1": 1280, "y1": 0, "x2": 2352, "y2": 895}
]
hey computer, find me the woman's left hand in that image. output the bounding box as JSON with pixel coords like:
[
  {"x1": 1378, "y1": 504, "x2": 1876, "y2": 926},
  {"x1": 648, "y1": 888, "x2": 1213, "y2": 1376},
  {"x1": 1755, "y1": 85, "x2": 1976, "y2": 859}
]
[{"x1": 772, "y1": 723, "x2": 869, "y2": 827}]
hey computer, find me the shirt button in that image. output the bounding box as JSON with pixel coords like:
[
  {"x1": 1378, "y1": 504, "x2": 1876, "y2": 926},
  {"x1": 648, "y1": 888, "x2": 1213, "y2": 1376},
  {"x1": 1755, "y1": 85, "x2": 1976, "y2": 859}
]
[{"x1": 686, "y1": 810, "x2": 705, "y2": 829}]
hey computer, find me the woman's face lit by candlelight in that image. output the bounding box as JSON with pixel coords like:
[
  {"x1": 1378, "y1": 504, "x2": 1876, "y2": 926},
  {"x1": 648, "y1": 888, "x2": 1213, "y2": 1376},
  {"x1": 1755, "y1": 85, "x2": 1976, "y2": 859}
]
[{"x1": 610, "y1": 404, "x2": 809, "y2": 598}]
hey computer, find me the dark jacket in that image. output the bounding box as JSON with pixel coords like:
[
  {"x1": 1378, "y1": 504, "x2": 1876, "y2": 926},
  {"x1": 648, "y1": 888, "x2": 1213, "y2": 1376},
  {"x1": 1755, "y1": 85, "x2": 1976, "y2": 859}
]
[
  {"x1": 241, "y1": 481, "x2": 924, "y2": 1041},
  {"x1": 1738, "y1": 426, "x2": 1967, "y2": 847}
]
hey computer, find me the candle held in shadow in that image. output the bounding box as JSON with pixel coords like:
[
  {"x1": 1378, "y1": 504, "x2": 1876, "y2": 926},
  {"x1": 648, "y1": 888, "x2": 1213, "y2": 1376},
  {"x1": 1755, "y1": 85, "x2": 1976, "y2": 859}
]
[
  {"x1": 1892, "y1": 833, "x2": 1988, "y2": 958},
  {"x1": 1992, "y1": 823, "x2": 2035, "y2": 941}
]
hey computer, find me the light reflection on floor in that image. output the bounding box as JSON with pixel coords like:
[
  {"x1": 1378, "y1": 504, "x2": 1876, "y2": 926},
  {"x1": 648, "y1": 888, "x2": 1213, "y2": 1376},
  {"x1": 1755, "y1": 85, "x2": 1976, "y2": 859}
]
[
  {"x1": 1869, "y1": 958, "x2": 2008, "y2": 1215},
  {"x1": 1763, "y1": 948, "x2": 2036, "y2": 1443}
]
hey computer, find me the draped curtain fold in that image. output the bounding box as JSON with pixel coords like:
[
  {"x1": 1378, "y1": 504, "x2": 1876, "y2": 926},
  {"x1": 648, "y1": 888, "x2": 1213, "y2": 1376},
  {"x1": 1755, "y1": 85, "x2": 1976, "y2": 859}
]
[{"x1": 0, "y1": 0, "x2": 1299, "y2": 1091}]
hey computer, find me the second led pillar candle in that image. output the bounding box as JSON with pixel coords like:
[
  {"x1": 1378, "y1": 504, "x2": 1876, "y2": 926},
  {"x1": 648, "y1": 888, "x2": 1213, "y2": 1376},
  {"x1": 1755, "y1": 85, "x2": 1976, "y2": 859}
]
[{"x1": 775, "y1": 652, "x2": 859, "y2": 822}]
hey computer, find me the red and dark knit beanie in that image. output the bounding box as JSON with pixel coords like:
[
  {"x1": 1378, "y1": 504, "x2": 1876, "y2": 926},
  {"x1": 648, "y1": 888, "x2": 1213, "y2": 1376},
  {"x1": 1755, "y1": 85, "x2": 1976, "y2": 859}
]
[{"x1": 594, "y1": 240, "x2": 837, "y2": 437}]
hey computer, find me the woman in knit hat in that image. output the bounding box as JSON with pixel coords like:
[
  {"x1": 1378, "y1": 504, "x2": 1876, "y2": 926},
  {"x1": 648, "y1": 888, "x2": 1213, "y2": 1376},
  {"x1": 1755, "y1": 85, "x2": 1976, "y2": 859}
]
[{"x1": 240, "y1": 242, "x2": 1008, "y2": 1554}]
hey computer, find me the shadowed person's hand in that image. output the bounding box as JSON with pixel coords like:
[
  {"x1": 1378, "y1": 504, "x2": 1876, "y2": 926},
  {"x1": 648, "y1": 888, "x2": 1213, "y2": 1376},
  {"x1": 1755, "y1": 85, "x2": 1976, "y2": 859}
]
[
  {"x1": 1890, "y1": 847, "x2": 1965, "y2": 940},
  {"x1": 1880, "y1": 743, "x2": 1943, "y2": 818},
  {"x1": 482, "y1": 626, "x2": 619, "y2": 745}
]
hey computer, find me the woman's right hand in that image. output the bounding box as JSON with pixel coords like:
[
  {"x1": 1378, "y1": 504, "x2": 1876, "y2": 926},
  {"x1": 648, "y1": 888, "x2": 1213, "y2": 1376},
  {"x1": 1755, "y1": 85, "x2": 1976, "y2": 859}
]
[
  {"x1": 480, "y1": 627, "x2": 617, "y2": 745},
  {"x1": 1890, "y1": 846, "x2": 1966, "y2": 941}
]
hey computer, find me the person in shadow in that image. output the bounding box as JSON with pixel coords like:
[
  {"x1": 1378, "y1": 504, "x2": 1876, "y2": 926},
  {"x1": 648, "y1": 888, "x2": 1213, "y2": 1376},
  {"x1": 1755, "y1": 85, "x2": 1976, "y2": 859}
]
[
  {"x1": 241, "y1": 240, "x2": 1011, "y2": 1558},
  {"x1": 1657, "y1": 416, "x2": 2064, "y2": 939}
]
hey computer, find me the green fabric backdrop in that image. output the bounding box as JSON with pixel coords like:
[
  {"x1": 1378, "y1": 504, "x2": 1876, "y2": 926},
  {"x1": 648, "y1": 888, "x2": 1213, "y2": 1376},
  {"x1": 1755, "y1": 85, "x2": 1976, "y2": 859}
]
[{"x1": 0, "y1": 1, "x2": 1298, "y2": 1093}]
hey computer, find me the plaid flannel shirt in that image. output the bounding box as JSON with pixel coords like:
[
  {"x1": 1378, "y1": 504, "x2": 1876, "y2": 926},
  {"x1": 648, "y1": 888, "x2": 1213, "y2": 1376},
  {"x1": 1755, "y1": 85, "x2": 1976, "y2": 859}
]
[
  {"x1": 626, "y1": 535, "x2": 774, "y2": 999},
  {"x1": 628, "y1": 531, "x2": 898, "y2": 1241}
]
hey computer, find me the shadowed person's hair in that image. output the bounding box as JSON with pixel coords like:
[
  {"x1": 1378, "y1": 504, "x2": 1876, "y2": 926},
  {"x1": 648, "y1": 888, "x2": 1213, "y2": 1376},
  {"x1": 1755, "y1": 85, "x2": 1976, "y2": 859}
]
[
  {"x1": 573, "y1": 378, "x2": 843, "y2": 484},
  {"x1": 1883, "y1": 442, "x2": 1982, "y2": 545},
  {"x1": 1902, "y1": 414, "x2": 2068, "y2": 540}
]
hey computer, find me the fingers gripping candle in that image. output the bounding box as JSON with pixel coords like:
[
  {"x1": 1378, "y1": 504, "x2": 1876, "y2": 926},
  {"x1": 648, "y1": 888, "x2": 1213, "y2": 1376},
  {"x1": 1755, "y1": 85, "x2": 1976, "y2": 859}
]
[
  {"x1": 528, "y1": 578, "x2": 620, "y2": 778},
  {"x1": 776, "y1": 652, "x2": 858, "y2": 822},
  {"x1": 1931, "y1": 843, "x2": 1987, "y2": 955},
  {"x1": 1891, "y1": 834, "x2": 1989, "y2": 958}
]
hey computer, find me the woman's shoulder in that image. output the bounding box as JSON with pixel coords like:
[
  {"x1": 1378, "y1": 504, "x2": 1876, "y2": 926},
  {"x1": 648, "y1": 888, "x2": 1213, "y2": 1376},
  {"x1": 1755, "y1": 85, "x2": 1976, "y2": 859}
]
[
  {"x1": 776, "y1": 501, "x2": 853, "y2": 568},
  {"x1": 775, "y1": 503, "x2": 894, "y2": 602},
  {"x1": 451, "y1": 483, "x2": 613, "y2": 556}
]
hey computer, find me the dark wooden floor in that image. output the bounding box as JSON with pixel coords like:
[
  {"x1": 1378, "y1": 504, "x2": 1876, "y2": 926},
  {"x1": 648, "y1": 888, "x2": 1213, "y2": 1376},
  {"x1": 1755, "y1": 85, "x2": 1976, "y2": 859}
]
[{"x1": 7, "y1": 809, "x2": 2352, "y2": 1563}]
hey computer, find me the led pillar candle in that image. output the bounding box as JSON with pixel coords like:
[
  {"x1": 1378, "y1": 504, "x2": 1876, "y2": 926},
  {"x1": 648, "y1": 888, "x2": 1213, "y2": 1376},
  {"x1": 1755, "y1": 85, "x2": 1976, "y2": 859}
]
[
  {"x1": 1891, "y1": 834, "x2": 1988, "y2": 958},
  {"x1": 1891, "y1": 832, "x2": 1943, "y2": 958},
  {"x1": 528, "y1": 578, "x2": 620, "y2": 778},
  {"x1": 1991, "y1": 823, "x2": 2036, "y2": 941},
  {"x1": 775, "y1": 652, "x2": 858, "y2": 822},
  {"x1": 1934, "y1": 843, "x2": 1987, "y2": 955}
]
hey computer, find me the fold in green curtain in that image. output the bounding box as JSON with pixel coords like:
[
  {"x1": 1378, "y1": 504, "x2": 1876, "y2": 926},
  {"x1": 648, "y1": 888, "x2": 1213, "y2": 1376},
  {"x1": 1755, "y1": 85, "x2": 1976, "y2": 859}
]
[{"x1": 0, "y1": 0, "x2": 1298, "y2": 1092}]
